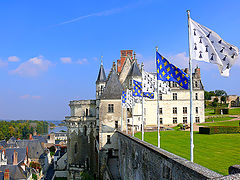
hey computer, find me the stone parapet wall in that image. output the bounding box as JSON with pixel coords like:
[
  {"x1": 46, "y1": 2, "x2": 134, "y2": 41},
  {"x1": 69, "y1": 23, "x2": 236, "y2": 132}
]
[{"x1": 117, "y1": 131, "x2": 223, "y2": 180}]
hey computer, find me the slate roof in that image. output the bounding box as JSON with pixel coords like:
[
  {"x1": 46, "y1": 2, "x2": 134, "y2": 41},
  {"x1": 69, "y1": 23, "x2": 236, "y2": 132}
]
[
  {"x1": 16, "y1": 140, "x2": 44, "y2": 159},
  {"x1": 32, "y1": 135, "x2": 47, "y2": 143},
  {"x1": 7, "y1": 137, "x2": 16, "y2": 144},
  {"x1": 96, "y1": 64, "x2": 107, "y2": 83},
  {"x1": 0, "y1": 140, "x2": 7, "y2": 148},
  {"x1": 100, "y1": 68, "x2": 123, "y2": 100},
  {"x1": 0, "y1": 148, "x2": 26, "y2": 165},
  {"x1": 127, "y1": 61, "x2": 141, "y2": 77},
  {"x1": 0, "y1": 165, "x2": 28, "y2": 180}
]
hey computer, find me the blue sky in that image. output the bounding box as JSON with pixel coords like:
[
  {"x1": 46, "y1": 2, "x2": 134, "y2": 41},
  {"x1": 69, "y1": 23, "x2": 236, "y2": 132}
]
[{"x1": 0, "y1": 0, "x2": 239, "y2": 120}]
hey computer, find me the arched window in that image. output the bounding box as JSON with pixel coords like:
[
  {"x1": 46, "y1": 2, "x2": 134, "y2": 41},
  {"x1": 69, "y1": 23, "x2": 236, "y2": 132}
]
[{"x1": 74, "y1": 142, "x2": 77, "y2": 154}]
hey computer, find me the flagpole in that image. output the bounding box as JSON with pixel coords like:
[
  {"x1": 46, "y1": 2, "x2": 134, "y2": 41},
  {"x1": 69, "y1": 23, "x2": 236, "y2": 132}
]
[
  {"x1": 156, "y1": 47, "x2": 160, "y2": 148},
  {"x1": 187, "y1": 10, "x2": 194, "y2": 162},
  {"x1": 121, "y1": 96, "x2": 123, "y2": 131},
  {"x1": 132, "y1": 105, "x2": 134, "y2": 136},
  {"x1": 126, "y1": 107, "x2": 128, "y2": 134},
  {"x1": 141, "y1": 66, "x2": 144, "y2": 141}
]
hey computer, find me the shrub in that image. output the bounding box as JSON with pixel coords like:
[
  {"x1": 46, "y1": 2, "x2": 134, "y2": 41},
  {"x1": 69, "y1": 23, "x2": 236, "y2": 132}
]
[{"x1": 199, "y1": 126, "x2": 240, "y2": 135}]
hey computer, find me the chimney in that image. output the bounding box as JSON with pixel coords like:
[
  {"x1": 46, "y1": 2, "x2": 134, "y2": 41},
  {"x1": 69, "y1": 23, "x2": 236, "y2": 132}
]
[
  {"x1": 13, "y1": 150, "x2": 18, "y2": 165},
  {"x1": 29, "y1": 134, "x2": 33, "y2": 140},
  {"x1": 184, "y1": 68, "x2": 189, "y2": 74},
  {"x1": 195, "y1": 67, "x2": 201, "y2": 78},
  {"x1": 112, "y1": 62, "x2": 116, "y2": 72},
  {"x1": 4, "y1": 169, "x2": 9, "y2": 180},
  {"x1": 117, "y1": 50, "x2": 133, "y2": 73}
]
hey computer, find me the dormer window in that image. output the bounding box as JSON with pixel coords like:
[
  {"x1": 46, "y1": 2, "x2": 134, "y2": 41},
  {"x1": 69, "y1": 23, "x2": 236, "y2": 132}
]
[{"x1": 195, "y1": 81, "x2": 198, "y2": 88}]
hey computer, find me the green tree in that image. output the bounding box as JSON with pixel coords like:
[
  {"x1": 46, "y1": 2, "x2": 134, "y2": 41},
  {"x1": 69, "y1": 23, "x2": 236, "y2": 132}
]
[
  {"x1": 215, "y1": 90, "x2": 227, "y2": 96},
  {"x1": 221, "y1": 96, "x2": 226, "y2": 104}
]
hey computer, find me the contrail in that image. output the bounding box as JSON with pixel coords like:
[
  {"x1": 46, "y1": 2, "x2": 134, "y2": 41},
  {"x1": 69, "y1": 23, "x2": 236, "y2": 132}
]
[{"x1": 57, "y1": 6, "x2": 130, "y2": 26}]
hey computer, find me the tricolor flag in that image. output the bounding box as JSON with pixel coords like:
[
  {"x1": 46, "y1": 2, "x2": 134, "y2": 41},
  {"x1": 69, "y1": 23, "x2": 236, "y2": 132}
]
[
  {"x1": 189, "y1": 18, "x2": 239, "y2": 77},
  {"x1": 156, "y1": 52, "x2": 189, "y2": 89},
  {"x1": 142, "y1": 70, "x2": 170, "y2": 94}
]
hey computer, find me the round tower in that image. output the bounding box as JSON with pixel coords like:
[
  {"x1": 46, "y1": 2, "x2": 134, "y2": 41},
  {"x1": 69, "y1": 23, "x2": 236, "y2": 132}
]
[{"x1": 96, "y1": 56, "x2": 107, "y2": 100}]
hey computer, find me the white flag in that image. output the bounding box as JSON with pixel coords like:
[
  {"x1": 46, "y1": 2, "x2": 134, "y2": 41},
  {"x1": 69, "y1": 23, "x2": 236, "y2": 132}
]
[
  {"x1": 142, "y1": 70, "x2": 170, "y2": 94},
  {"x1": 122, "y1": 89, "x2": 134, "y2": 108},
  {"x1": 189, "y1": 18, "x2": 239, "y2": 77}
]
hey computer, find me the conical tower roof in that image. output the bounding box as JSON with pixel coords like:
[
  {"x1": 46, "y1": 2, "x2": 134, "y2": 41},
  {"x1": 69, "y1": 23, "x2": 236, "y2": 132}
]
[
  {"x1": 101, "y1": 68, "x2": 123, "y2": 100},
  {"x1": 128, "y1": 61, "x2": 141, "y2": 77},
  {"x1": 96, "y1": 62, "x2": 106, "y2": 83}
]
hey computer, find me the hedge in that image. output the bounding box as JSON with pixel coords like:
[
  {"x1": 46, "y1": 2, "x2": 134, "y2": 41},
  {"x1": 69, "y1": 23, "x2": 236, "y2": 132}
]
[
  {"x1": 214, "y1": 108, "x2": 229, "y2": 114},
  {"x1": 199, "y1": 126, "x2": 240, "y2": 134}
]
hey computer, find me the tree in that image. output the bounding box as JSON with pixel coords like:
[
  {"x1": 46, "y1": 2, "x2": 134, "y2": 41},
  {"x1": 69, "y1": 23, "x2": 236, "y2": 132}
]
[
  {"x1": 204, "y1": 90, "x2": 216, "y2": 100},
  {"x1": 215, "y1": 90, "x2": 227, "y2": 96},
  {"x1": 221, "y1": 96, "x2": 226, "y2": 104},
  {"x1": 213, "y1": 98, "x2": 219, "y2": 103}
]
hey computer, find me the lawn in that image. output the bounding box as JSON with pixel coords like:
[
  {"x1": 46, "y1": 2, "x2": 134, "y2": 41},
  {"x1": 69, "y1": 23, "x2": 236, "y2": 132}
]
[
  {"x1": 205, "y1": 108, "x2": 240, "y2": 116},
  {"x1": 205, "y1": 116, "x2": 234, "y2": 123},
  {"x1": 135, "y1": 131, "x2": 240, "y2": 175},
  {"x1": 229, "y1": 108, "x2": 240, "y2": 115},
  {"x1": 199, "y1": 120, "x2": 240, "y2": 127}
]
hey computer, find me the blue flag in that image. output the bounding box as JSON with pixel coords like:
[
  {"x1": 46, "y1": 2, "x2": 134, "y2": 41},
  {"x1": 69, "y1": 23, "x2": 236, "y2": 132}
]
[
  {"x1": 122, "y1": 91, "x2": 126, "y2": 103},
  {"x1": 156, "y1": 51, "x2": 189, "y2": 89},
  {"x1": 132, "y1": 80, "x2": 154, "y2": 99}
]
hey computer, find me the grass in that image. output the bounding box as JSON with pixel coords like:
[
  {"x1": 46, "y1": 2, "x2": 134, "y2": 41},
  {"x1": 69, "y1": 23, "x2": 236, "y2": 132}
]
[
  {"x1": 199, "y1": 120, "x2": 240, "y2": 127},
  {"x1": 205, "y1": 107, "x2": 240, "y2": 116},
  {"x1": 229, "y1": 108, "x2": 240, "y2": 115},
  {"x1": 135, "y1": 131, "x2": 240, "y2": 175},
  {"x1": 205, "y1": 116, "x2": 234, "y2": 123}
]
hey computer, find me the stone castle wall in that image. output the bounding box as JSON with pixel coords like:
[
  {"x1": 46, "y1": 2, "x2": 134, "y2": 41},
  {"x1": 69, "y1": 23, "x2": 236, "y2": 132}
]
[{"x1": 117, "y1": 131, "x2": 223, "y2": 180}]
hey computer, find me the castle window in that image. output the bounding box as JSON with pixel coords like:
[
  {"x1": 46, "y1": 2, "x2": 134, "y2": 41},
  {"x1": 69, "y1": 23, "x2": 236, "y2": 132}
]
[
  {"x1": 195, "y1": 117, "x2": 200, "y2": 123},
  {"x1": 84, "y1": 126, "x2": 87, "y2": 136},
  {"x1": 159, "y1": 108, "x2": 163, "y2": 114},
  {"x1": 108, "y1": 104, "x2": 114, "y2": 113},
  {"x1": 160, "y1": 118, "x2": 163, "y2": 124},
  {"x1": 173, "y1": 107, "x2": 177, "y2": 114},
  {"x1": 159, "y1": 94, "x2": 163, "y2": 100},
  {"x1": 173, "y1": 93, "x2": 177, "y2": 100},
  {"x1": 196, "y1": 107, "x2": 199, "y2": 114},
  {"x1": 100, "y1": 85, "x2": 104, "y2": 94},
  {"x1": 183, "y1": 107, "x2": 187, "y2": 114},
  {"x1": 107, "y1": 135, "x2": 111, "y2": 144},
  {"x1": 195, "y1": 93, "x2": 198, "y2": 100},
  {"x1": 173, "y1": 117, "x2": 177, "y2": 124},
  {"x1": 173, "y1": 82, "x2": 178, "y2": 87},
  {"x1": 195, "y1": 81, "x2": 198, "y2": 88},
  {"x1": 115, "y1": 121, "x2": 118, "y2": 129},
  {"x1": 144, "y1": 108, "x2": 146, "y2": 115},
  {"x1": 74, "y1": 143, "x2": 77, "y2": 154},
  {"x1": 183, "y1": 117, "x2": 187, "y2": 124},
  {"x1": 86, "y1": 109, "x2": 89, "y2": 117}
]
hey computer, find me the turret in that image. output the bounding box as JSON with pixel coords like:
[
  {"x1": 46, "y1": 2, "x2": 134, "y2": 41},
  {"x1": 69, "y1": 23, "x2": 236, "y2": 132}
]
[{"x1": 96, "y1": 57, "x2": 107, "y2": 99}]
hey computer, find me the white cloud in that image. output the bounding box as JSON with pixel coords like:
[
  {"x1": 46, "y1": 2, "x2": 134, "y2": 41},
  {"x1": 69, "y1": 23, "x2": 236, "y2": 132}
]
[
  {"x1": 20, "y1": 94, "x2": 41, "y2": 99},
  {"x1": 60, "y1": 57, "x2": 72, "y2": 64},
  {"x1": 77, "y1": 58, "x2": 88, "y2": 64},
  {"x1": 8, "y1": 56, "x2": 20, "y2": 62},
  {"x1": 20, "y1": 94, "x2": 30, "y2": 99},
  {"x1": 0, "y1": 59, "x2": 8, "y2": 67},
  {"x1": 10, "y1": 56, "x2": 51, "y2": 77}
]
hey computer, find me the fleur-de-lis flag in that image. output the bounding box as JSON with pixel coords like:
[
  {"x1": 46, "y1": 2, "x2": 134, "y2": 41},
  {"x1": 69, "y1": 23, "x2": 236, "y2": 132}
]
[
  {"x1": 189, "y1": 18, "x2": 239, "y2": 77},
  {"x1": 132, "y1": 80, "x2": 154, "y2": 99},
  {"x1": 156, "y1": 52, "x2": 189, "y2": 89}
]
